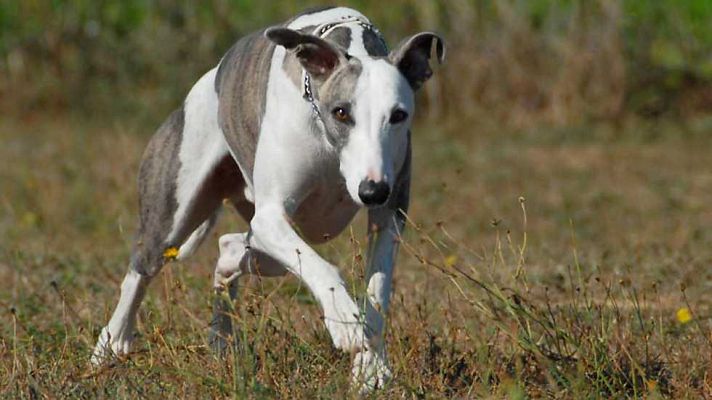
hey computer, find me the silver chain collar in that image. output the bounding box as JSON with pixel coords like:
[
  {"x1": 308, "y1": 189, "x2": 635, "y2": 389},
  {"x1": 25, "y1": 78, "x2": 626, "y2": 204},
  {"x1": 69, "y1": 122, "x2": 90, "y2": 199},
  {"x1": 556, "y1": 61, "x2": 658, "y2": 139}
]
[{"x1": 303, "y1": 73, "x2": 322, "y2": 121}]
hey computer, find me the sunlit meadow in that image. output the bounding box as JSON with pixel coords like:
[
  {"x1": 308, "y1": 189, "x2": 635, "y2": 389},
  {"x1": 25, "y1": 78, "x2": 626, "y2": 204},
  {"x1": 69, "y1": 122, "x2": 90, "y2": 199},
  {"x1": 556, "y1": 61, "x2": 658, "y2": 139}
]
[{"x1": 2, "y1": 1, "x2": 712, "y2": 398}]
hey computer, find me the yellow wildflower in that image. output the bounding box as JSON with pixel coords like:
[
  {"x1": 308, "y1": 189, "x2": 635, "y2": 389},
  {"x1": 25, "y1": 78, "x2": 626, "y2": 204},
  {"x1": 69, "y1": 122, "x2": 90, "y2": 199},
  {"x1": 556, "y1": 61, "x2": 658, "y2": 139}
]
[
  {"x1": 444, "y1": 255, "x2": 457, "y2": 268},
  {"x1": 676, "y1": 307, "x2": 692, "y2": 324},
  {"x1": 163, "y1": 247, "x2": 180, "y2": 260},
  {"x1": 646, "y1": 379, "x2": 657, "y2": 392}
]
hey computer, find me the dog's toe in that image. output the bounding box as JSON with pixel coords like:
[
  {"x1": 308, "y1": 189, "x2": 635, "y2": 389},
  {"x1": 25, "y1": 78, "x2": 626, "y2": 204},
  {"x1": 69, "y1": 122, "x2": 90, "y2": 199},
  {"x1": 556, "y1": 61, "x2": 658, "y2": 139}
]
[
  {"x1": 324, "y1": 316, "x2": 365, "y2": 351},
  {"x1": 352, "y1": 349, "x2": 392, "y2": 394},
  {"x1": 322, "y1": 294, "x2": 366, "y2": 351},
  {"x1": 91, "y1": 327, "x2": 132, "y2": 366}
]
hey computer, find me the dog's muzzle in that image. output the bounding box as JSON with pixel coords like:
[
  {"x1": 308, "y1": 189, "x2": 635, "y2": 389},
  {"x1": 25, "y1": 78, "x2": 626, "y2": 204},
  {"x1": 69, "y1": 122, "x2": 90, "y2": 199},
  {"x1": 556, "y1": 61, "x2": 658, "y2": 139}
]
[{"x1": 358, "y1": 179, "x2": 390, "y2": 206}]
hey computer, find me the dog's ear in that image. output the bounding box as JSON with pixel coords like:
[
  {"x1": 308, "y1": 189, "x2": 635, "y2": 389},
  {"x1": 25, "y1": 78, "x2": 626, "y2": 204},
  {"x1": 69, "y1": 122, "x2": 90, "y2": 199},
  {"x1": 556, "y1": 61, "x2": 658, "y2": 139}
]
[
  {"x1": 389, "y1": 32, "x2": 445, "y2": 91},
  {"x1": 265, "y1": 27, "x2": 346, "y2": 81}
]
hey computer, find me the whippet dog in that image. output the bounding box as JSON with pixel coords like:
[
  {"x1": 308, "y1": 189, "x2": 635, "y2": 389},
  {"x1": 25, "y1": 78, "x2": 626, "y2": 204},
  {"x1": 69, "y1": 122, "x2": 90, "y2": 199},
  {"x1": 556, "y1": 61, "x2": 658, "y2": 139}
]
[{"x1": 92, "y1": 6, "x2": 444, "y2": 391}]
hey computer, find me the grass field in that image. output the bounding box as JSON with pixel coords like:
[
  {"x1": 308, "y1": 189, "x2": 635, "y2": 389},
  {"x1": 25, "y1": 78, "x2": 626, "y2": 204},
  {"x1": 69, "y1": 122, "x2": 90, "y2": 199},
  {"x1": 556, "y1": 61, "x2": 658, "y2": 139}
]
[
  {"x1": 1, "y1": 0, "x2": 712, "y2": 397},
  {"x1": 2, "y1": 111, "x2": 712, "y2": 398}
]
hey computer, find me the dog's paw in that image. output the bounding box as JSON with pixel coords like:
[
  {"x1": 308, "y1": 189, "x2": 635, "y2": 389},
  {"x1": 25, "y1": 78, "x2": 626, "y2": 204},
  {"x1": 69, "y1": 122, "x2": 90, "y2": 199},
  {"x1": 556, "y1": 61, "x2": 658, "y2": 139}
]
[
  {"x1": 90, "y1": 327, "x2": 132, "y2": 366},
  {"x1": 208, "y1": 327, "x2": 237, "y2": 355},
  {"x1": 322, "y1": 293, "x2": 366, "y2": 351},
  {"x1": 324, "y1": 312, "x2": 365, "y2": 351},
  {"x1": 352, "y1": 349, "x2": 392, "y2": 394},
  {"x1": 214, "y1": 233, "x2": 247, "y2": 289}
]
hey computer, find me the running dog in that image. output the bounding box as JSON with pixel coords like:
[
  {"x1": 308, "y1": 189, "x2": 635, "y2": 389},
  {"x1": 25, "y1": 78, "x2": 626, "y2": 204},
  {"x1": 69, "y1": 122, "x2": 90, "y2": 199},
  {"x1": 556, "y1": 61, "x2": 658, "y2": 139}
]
[{"x1": 92, "y1": 6, "x2": 444, "y2": 392}]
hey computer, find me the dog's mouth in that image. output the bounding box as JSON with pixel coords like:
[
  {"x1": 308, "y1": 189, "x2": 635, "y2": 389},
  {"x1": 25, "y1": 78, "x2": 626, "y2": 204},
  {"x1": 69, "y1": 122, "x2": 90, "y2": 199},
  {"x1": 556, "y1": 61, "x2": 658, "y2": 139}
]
[{"x1": 336, "y1": 176, "x2": 363, "y2": 207}]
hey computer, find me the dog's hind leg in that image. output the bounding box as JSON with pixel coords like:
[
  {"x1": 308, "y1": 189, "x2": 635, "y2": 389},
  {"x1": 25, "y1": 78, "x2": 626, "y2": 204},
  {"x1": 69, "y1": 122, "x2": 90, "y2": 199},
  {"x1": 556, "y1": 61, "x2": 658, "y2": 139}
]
[
  {"x1": 92, "y1": 68, "x2": 248, "y2": 365},
  {"x1": 206, "y1": 195, "x2": 252, "y2": 354},
  {"x1": 208, "y1": 232, "x2": 246, "y2": 354},
  {"x1": 208, "y1": 206, "x2": 288, "y2": 353}
]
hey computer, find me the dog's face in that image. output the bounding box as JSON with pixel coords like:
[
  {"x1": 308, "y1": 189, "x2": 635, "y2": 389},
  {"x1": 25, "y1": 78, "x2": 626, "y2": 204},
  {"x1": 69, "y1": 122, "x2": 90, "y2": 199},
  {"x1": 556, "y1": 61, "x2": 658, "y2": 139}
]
[
  {"x1": 317, "y1": 58, "x2": 413, "y2": 207},
  {"x1": 267, "y1": 28, "x2": 445, "y2": 207}
]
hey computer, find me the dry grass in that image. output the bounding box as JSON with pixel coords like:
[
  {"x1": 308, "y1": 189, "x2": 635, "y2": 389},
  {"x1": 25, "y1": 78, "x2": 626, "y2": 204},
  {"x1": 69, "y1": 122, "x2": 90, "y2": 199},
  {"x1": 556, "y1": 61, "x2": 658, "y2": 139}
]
[
  {"x1": 2, "y1": 112, "x2": 712, "y2": 398},
  {"x1": 2, "y1": 2, "x2": 712, "y2": 397}
]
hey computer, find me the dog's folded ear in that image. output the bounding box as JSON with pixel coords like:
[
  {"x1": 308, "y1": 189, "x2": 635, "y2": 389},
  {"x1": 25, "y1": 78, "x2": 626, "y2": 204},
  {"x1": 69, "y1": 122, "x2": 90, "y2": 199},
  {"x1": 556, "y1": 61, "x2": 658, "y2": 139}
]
[
  {"x1": 265, "y1": 27, "x2": 347, "y2": 81},
  {"x1": 389, "y1": 32, "x2": 445, "y2": 91}
]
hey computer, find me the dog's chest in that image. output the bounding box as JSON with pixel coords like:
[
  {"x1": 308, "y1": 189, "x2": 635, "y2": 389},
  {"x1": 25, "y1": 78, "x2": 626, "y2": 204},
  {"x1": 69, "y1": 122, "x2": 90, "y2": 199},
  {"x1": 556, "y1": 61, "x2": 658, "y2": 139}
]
[{"x1": 291, "y1": 177, "x2": 359, "y2": 244}]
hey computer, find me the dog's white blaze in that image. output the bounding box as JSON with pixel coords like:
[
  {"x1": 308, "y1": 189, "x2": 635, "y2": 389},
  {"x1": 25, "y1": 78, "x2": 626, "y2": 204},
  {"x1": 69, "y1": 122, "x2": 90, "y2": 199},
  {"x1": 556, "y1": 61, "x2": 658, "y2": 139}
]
[
  {"x1": 341, "y1": 59, "x2": 414, "y2": 202},
  {"x1": 346, "y1": 24, "x2": 367, "y2": 56},
  {"x1": 168, "y1": 67, "x2": 229, "y2": 246},
  {"x1": 288, "y1": 7, "x2": 369, "y2": 30}
]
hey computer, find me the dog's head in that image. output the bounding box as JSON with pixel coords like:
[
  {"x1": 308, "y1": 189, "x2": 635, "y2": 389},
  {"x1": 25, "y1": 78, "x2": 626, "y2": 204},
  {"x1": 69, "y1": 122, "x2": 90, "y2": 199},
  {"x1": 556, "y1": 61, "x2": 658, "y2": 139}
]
[{"x1": 266, "y1": 27, "x2": 445, "y2": 208}]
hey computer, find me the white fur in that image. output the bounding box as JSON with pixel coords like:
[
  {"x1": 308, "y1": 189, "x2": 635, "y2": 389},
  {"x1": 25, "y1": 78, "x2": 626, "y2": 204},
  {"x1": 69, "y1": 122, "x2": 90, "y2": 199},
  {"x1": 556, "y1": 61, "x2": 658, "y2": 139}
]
[
  {"x1": 352, "y1": 348, "x2": 391, "y2": 393},
  {"x1": 168, "y1": 67, "x2": 229, "y2": 248},
  {"x1": 249, "y1": 205, "x2": 366, "y2": 351},
  {"x1": 346, "y1": 24, "x2": 368, "y2": 56},
  {"x1": 364, "y1": 211, "x2": 402, "y2": 346},
  {"x1": 91, "y1": 270, "x2": 149, "y2": 364},
  {"x1": 214, "y1": 233, "x2": 247, "y2": 289},
  {"x1": 340, "y1": 59, "x2": 414, "y2": 204},
  {"x1": 177, "y1": 214, "x2": 216, "y2": 260}
]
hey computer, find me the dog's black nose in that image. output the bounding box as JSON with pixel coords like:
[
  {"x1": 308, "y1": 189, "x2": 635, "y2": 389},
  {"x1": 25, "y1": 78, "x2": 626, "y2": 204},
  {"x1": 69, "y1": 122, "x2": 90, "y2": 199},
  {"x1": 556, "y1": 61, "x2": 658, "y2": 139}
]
[{"x1": 358, "y1": 180, "x2": 390, "y2": 206}]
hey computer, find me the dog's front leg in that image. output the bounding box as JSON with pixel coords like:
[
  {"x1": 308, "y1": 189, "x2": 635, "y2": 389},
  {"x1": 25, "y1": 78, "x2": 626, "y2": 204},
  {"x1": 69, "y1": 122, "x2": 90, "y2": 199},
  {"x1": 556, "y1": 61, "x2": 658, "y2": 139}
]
[
  {"x1": 249, "y1": 204, "x2": 367, "y2": 352},
  {"x1": 352, "y1": 208, "x2": 404, "y2": 390},
  {"x1": 355, "y1": 154, "x2": 411, "y2": 392}
]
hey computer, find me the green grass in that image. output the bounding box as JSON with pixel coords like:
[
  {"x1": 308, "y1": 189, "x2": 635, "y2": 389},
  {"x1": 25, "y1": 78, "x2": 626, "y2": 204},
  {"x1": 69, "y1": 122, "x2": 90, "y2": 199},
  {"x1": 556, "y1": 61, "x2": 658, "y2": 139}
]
[{"x1": 1, "y1": 112, "x2": 711, "y2": 398}]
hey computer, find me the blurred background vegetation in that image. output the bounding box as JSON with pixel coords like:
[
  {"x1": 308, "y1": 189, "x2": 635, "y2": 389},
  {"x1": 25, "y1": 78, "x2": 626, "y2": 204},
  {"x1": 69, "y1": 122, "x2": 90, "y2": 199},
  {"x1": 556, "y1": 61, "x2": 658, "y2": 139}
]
[{"x1": 1, "y1": 0, "x2": 710, "y2": 127}]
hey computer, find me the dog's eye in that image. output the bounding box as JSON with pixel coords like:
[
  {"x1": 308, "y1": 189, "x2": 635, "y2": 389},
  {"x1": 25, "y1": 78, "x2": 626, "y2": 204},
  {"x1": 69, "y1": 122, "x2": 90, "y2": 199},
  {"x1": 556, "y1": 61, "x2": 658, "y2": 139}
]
[
  {"x1": 332, "y1": 107, "x2": 352, "y2": 123},
  {"x1": 389, "y1": 109, "x2": 408, "y2": 124}
]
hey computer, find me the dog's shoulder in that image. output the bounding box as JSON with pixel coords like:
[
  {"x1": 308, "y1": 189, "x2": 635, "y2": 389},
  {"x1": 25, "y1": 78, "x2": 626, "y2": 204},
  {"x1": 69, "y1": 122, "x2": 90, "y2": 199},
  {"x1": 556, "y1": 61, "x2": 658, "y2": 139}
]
[
  {"x1": 215, "y1": 29, "x2": 273, "y2": 95},
  {"x1": 214, "y1": 29, "x2": 275, "y2": 182}
]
